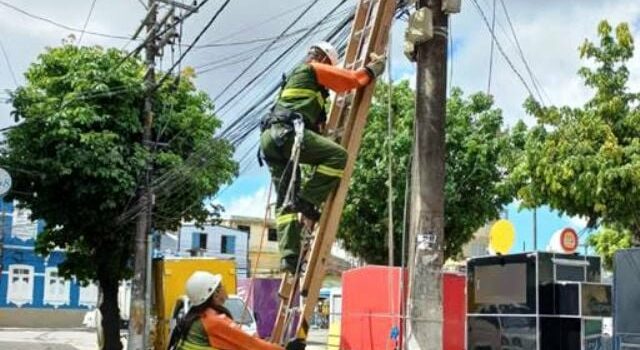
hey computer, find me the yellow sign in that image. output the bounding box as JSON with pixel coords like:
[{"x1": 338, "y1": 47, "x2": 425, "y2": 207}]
[{"x1": 489, "y1": 219, "x2": 515, "y2": 254}]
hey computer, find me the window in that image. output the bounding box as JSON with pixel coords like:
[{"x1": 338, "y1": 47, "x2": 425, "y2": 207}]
[
  {"x1": 237, "y1": 225, "x2": 250, "y2": 233},
  {"x1": 221, "y1": 235, "x2": 236, "y2": 254},
  {"x1": 79, "y1": 283, "x2": 99, "y2": 308},
  {"x1": 11, "y1": 204, "x2": 38, "y2": 241},
  {"x1": 44, "y1": 267, "x2": 70, "y2": 307},
  {"x1": 191, "y1": 232, "x2": 207, "y2": 250},
  {"x1": 475, "y1": 263, "x2": 527, "y2": 304},
  {"x1": 268, "y1": 228, "x2": 278, "y2": 242},
  {"x1": 7, "y1": 264, "x2": 34, "y2": 307}
]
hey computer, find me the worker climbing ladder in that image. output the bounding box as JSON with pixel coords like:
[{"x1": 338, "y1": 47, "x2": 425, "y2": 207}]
[{"x1": 270, "y1": 0, "x2": 397, "y2": 345}]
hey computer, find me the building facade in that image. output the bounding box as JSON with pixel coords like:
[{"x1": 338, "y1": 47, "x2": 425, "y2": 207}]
[
  {"x1": 223, "y1": 215, "x2": 281, "y2": 276},
  {"x1": 160, "y1": 223, "x2": 250, "y2": 278},
  {"x1": 0, "y1": 200, "x2": 98, "y2": 327}
]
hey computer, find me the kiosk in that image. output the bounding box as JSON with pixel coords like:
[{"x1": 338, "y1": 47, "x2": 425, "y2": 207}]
[{"x1": 467, "y1": 227, "x2": 612, "y2": 350}]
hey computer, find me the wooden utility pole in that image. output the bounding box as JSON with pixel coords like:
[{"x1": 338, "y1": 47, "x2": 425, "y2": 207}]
[
  {"x1": 406, "y1": 0, "x2": 448, "y2": 349},
  {"x1": 128, "y1": 1, "x2": 158, "y2": 349}
]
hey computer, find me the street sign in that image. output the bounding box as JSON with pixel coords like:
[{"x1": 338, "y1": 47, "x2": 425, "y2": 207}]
[
  {"x1": 489, "y1": 219, "x2": 516, "y2": 254},
  {"x1": 0, "y1": 168, "x2": 11, "y2": 197},
  {"x1": 548, "y1": 227, "x2": 579, "y2": 253}
]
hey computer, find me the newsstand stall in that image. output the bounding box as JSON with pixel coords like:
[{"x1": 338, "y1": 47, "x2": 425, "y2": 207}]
[{"x1": 466, "y1": 250, "x2": 611, "y2": 350}]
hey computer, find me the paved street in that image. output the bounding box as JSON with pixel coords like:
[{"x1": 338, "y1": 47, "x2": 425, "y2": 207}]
[
  {"x1": 0, "y1": 328, "x2": 327, "y2": 350},
  {"x1": 307, "y1": 328, "x2": 329, "y2": 350},
  {"x1": 0, "y1": 342, "x2": 79, "y2": 350},
  {"x1": 0, "y1": 329, "x2": 98, "y2": 350}
]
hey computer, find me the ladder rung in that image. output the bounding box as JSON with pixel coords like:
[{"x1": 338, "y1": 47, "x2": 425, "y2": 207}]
[{"x1": 353, "y1": 24, "x2": 373, "y2": 39}]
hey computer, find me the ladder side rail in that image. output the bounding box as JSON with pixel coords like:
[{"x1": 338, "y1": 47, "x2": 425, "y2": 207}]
[{"x1": 294, "y1": 0, "x2": 396, "y2": 341}]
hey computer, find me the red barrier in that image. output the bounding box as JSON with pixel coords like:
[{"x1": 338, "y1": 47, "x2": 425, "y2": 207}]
[{"x1": 341, "y1": 266, "x2": 465, "y2": 350}]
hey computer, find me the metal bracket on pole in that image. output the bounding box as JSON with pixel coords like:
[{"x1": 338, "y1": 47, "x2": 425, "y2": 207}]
[{"x1": 156, "y1": 0, "x2": 197, "y2": 11}]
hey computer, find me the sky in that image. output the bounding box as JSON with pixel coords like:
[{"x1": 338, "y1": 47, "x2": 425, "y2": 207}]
[{"x1": 2, "y1": 0, "x2": 640, "y2": 253}]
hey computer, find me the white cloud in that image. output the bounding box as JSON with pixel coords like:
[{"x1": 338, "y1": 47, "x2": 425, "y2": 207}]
[
  {"x1": 568, "y1": 215, "x2": 589, "y2": 229},
  {"x1": 389, "y1": 0, "x2": 640, "y2": 126},
  {"x1": 221, "y1": 186, "x2": 270, "y2": 219}
]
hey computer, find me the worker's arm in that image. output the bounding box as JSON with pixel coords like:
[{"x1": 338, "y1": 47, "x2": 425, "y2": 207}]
[
  {"x1": 202, "y1": 310, "x2": 284, "y2": 350},
  {"x1": 309, "y1": 62, "x2": 372, "y2": 93}
]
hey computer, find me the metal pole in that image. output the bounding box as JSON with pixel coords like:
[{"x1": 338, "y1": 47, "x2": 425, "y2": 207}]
[{"x1": 533, "y1": 207, "x2": 537, "y2": 251}]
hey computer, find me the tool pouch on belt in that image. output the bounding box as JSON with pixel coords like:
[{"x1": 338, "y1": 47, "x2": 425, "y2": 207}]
[{"x1": 260, "y1": 107, "x2": 303, "y2": 147}]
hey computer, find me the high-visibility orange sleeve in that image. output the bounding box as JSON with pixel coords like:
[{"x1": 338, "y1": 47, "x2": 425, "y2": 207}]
[
  {"x1": 310, "y1": 62, "x2": 372, "y2": 93},
  {"x1": 201, "y1": 309, "x2": 283, "y2": 350}
]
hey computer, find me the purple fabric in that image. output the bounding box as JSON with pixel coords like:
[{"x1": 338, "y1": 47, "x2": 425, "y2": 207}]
[{"x1": 238, "y1": 278, "x2": 299, "y2": 339}]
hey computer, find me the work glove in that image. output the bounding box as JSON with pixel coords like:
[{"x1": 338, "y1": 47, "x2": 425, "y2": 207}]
[
  {"x1": 365, "y1": 52, "x2": 387, "y2": 79},
  {"x1": 285, "y1": 338, "x2": 306, "y2": 350}
]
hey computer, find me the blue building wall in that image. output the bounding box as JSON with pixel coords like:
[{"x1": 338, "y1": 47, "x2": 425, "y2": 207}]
[{"x1": 0, "y1": 200, "x2": 95, "y2": 309}]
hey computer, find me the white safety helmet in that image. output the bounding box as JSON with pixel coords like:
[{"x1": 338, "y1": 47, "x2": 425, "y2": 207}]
[
  {"x1": 311, "y1": 41, "x2": 339, "y2": 66},
  {"x1": 185, "y1": 271, "x2": 222, "y2": 306}
]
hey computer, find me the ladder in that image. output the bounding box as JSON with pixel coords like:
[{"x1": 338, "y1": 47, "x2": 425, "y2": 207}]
[{"x1": 270, "y1": 0, "x2": 397, "y2": 344}]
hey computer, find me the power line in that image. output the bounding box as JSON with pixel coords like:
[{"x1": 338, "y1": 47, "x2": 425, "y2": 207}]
[
  {"x1": 153, "y1": 0, "x2": 232, "y2": 90},
  {"x1": 213, "y1": 0, "x2": 321, "y2": 107},
  {"x1": 487, "y1": 0, "x2": 496, "y2": 94},
  {"x1": 78, "y1": 0, "x2": 99, "y2": 44},
  {"x1": 498, "y1": 0, "x2": 547, "y2": 105},
  {"x1": 468, "y1": 0, "x2": 537, "y2": 100},
  {"x1": 0, "y1": 0, "x2": 131, "y2": 40},
  {"x1": 0, "y1": 39, "x2": 18, "y2": 87}
]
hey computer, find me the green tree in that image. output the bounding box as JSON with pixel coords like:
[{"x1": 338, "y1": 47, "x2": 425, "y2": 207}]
[
  {"x1": 2, "y1": 46, "x2": 236, "y2": 349},
  {"x1": 587, "y1": 226, "x2": 632, "y2": 270},
  {"x1": 508, "y1": 21, "x2": 640, "y2": 262},
  {"x1": 338, "y1": 81, "x2": 513, "y2": 264}
]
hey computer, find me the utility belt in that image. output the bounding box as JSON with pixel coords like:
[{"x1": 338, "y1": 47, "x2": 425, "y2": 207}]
[
  {"x1": 257, "y1": 107, "x2": 304, "y2": 167},
  {"x1": 259, "y1": 106, "x2": 304, "y2": 133}
]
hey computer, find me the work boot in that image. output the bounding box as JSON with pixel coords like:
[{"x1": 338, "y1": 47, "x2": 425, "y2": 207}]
[
  {"x1": 280, "y1": 255, "x2": 299, "y2": 274},
  {"x1": 301, "y1": 214, "x2": 317, "y2": 233},
  {"x1": 295, "y1": 197, "x2": 320, "y2": 222}
]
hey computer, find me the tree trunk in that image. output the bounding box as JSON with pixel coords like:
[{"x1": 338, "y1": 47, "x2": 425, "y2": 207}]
[{"x1": 100, "y1": 276, "x2": 123, "y2": 350}]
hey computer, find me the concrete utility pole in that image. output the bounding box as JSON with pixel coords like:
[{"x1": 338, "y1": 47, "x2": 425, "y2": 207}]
[
  {"x1": 128, "y1": 1, "x2": 158, "y2": 349},
  {"x1": 406, "y1": 0, "x2": 448, "y2": 349}
]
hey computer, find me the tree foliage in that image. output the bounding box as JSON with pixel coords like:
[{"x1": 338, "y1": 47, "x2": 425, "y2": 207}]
[
  {"x1": 338, "y1": 81, "x2": 513, "y2": 264},
  {"x1": 587, "y1": 226, "x2": 632, "y2": 270},
  {"x1": 507, "y1": 21, "x2": 640, "y2": 264},
  {"x1": 1, "y1": 45, "x2": 236, "y2": 349}
]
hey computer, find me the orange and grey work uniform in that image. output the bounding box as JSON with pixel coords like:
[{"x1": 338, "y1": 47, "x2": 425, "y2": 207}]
[
  {"x1": 259, "y1": 62, "x2": 373, "y2": 260},
  {"x1": 177, "y1": 309, "x2": 282, "y2": 350}
]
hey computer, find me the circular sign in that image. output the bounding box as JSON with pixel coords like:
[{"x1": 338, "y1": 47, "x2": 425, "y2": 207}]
[
  {"x1": 560, "y1": 227, "x2": 579, "y2": 253},
  {"x1": 489, "y1": 219, "x2": 516, "y2": 255},
  {"x1": 0, "y1": 168, "x2": 11, "y2": 197}
]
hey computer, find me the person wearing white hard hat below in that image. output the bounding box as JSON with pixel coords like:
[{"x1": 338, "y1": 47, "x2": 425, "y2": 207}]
[
  {"x1": 169, "y1": 271, "x2": 304, "y2": 350},
  {"x1": 259, "y1": 41, "x2": 386, "y2": 273}
]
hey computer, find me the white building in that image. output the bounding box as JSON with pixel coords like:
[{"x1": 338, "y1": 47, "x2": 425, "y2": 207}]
[{"x1": 160, "y1": 224, "x2": 249, "y2": 278}]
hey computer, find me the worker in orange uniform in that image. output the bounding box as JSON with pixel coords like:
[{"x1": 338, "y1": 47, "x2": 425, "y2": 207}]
[
  {"x1": 169, "y1": 271, "x2": 304, "y2": 350},
  {"x1": 260, "y1": 41, "x2": 386, "y2": 273}
]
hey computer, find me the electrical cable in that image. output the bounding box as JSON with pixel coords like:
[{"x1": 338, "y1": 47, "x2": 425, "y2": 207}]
[
  {"x1": 498, "y1": 0, "x2": 548, "y2": 105},
  {"x1": 153, "y1": 0, "x2": 232, "y2": 90},
  {"x1": 487, "y1": 0, "x2": 496, "y2": 94},
  {"x1": 78, "y1": 0, "x2": 98, "y2": 44},
  {"x1": 0, "y1": 39, "x2": 18, "y2": 87},
  {"x1": 0, "y1": 0, "x2": 131, "y2": 40},
  {"x1": 212, "y1": 0, "x2": 322, "y2": 106},
  {"x1": 468, "y1": 0, "x2": 537, "y2": 100}
]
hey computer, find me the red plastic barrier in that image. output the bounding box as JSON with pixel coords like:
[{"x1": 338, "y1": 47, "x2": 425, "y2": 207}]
[
  {"x1": 341, "y1": 266, "x2": 465, "y2": 350},
  {"x1": 443, "y1": 273, "x2": 466, "y2": 350}
]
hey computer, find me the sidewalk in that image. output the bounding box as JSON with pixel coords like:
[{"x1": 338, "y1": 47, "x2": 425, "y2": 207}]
[{"x1": 0, "y1": 328, "x2": 99, "y2": 350}]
